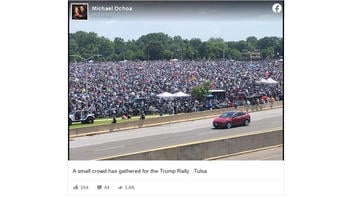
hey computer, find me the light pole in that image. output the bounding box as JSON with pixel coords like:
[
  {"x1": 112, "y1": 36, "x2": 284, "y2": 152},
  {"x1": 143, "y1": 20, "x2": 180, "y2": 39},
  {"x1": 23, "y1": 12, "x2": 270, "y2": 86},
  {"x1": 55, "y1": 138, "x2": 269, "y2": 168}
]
[
  {"x1": 178, "y1": 48, "x2": 182, "y2": 60},
  {"x1": 147, "y1": 48, "x2": 150, "y2": 61},
  {"x1": 181, "y1": 48, "x2": 182, "y2": 60},
  {"x1": 223, "y1": 48, "x2": 225, "y2": 61}
]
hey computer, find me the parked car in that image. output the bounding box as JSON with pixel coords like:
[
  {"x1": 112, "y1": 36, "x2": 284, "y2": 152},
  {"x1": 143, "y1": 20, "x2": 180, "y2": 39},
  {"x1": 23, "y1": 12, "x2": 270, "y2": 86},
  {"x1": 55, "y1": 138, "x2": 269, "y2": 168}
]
[
  {"x1": 69, "y1": 110, "x2": 95, "y2": 125},
  {"x1": 212, "y1": 111, "x2": 251, "y2": 129}
]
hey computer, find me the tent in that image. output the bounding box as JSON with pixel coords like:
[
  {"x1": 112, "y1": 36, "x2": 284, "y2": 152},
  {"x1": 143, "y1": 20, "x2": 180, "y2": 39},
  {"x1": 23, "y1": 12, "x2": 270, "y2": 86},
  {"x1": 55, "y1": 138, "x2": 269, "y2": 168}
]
[
  {"x1": 266, "y1": 78, "x2": 279, "y2": 84},
  {"x1": 209, "y1": 89, "x2": 226, "y2": 93},
  {"x1": 173, "y1": 91, "x2": 191, "y2": 97},
  {"x1": 209, "y1": 89, "x2": 226, "y2": 99},
  {"x1": 246, "y1": 93, "x2": 264, "y2": 99},
  {"x1": 255, "y1": 78, "x2": 268, "y2": 84},
  {"x1": 255, "y1": 78, "x2": 278, "y2": 85},
  {"x1": 156, "y1": 92, "x2": 174, "y2": 98}
]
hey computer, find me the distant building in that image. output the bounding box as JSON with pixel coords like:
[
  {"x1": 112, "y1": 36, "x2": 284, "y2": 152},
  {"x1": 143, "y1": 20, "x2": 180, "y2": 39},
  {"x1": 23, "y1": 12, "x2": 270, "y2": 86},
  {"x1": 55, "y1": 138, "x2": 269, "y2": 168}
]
[{"x1": 240, "y1": 50, "x2": 261, "y2": 60}]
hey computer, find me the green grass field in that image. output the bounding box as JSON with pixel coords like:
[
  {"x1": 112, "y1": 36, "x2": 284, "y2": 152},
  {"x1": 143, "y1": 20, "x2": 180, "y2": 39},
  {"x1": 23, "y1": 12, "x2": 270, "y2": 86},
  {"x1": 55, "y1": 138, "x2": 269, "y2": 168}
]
[{"x1": 69, "y1": 114, "x2": 171, "y2": 129}]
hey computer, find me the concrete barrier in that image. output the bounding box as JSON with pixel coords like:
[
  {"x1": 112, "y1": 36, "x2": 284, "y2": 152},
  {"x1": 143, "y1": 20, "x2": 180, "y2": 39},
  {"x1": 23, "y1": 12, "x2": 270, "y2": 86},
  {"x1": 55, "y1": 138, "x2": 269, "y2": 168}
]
[
  {"x1": 99, "y1": 128, "x2": 283, "y2": 160},
  {"x1": 70, "y1": 101, "x2": 283, "y2": 137}
]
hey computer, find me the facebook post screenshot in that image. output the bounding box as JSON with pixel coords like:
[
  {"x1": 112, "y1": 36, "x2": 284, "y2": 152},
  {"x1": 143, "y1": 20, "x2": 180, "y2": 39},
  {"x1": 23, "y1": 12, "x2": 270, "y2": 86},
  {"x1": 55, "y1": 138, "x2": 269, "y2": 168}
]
[{"x1": 68, "y1": 0, "x2": 284, "y2": 196}]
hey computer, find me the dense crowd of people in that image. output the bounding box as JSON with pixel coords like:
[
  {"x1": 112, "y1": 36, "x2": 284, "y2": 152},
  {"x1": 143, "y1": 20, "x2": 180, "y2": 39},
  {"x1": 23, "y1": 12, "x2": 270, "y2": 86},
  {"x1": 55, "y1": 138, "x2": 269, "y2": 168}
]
[{"x1": 69, "y1": 60, "x2": 283, "y2": 118}]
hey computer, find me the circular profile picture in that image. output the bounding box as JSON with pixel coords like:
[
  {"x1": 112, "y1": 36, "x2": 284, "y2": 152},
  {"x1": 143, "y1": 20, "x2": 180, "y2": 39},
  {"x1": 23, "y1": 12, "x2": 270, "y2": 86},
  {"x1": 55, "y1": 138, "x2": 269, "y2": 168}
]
[{"x1": 72, "y1": 4, "x2": 88, "y2": 20}]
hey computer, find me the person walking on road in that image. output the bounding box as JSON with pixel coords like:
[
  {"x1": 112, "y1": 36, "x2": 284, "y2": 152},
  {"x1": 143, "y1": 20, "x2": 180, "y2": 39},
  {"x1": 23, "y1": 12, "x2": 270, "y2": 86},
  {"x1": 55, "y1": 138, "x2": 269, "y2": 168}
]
[
  {"x1": 255, "y1": 98, "x2": 260, "y2": 111},
  {"x1": 246, "y1": 99, "x2": 250, "y2": 112},
  {"x1": 259, "y1": 98, "x2": 264, "y2": 111},
  {"x1": 270, "y1": 96, "x2": 275, "y2": 109}
]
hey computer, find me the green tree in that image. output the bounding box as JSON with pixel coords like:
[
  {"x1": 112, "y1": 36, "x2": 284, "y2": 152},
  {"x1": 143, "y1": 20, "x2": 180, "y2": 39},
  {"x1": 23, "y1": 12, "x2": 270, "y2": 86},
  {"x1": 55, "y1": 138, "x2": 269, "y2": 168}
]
[
  {"x1": 257, "y1": 37, "x2": 280, "y2": 50},
  {"x1": 261, "y1": 47, "x2": 275, "y2": 59},
  {"x1": 246, "y1": 36, "x2": 258, "y2": 48},
  {"x1": 228, "y1": 48, "x2": 242, "y2": 60},
  {"x1": 274, "y1": 38, "x2": 283, "y2": 57},
  {"x1": 113, "y1": 37, "x2": 125, "y2": 60},
  {"x1": 191, "y1": 81, "x2": 211, "y2": 101},
  {"x1": 145, "y1": 42, "x2": 162, "y2": 60},
  {"x1": 137, "y1": 33, "x2": 172, "y2": 60},
  {"x1": 162, "y1": 49, "x2": 173, "y2": 60},
  {"x1": 206, "y1": 38, "x2": 227, "y2": 59},
  {"x1": 134, "y1": 49, "x2": 146, "y2": 60},
  {"x1": 234, "y1": 40, "x2": 250, "y2": 52},
  {"x1": 98, "y1": 37, "x2": 114, "y2": 60},
  {"x1": 69, "y1": 37, "x2": 78, "y2": 61},
  {"x1": 190, "y1": 38, "x2": 202, "y2": 49},
  {"x1": 69, "y1": 31, "x2": 282, "y2": 61}
]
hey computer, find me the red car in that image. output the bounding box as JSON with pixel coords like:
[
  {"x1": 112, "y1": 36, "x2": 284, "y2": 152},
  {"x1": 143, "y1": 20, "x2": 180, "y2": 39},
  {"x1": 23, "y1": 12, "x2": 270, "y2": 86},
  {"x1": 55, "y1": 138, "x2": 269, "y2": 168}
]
[{"x1": 213, "y1": 111, "x2": 251, "y2": 129}]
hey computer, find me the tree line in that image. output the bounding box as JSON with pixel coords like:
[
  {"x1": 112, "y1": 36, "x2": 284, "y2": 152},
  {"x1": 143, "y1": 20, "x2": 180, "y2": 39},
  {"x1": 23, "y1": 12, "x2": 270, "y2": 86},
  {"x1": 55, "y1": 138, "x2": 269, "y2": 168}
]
[{"x1": 69, "y1": 31, "x2": 283, "y2": 61}]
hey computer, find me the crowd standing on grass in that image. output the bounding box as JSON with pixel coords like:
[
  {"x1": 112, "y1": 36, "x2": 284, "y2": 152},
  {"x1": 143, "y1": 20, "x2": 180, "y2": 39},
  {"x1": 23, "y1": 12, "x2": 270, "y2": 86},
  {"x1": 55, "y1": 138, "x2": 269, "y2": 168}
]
[{"x1": 69, "y1": 60, "x2": 283, "y2": 118}]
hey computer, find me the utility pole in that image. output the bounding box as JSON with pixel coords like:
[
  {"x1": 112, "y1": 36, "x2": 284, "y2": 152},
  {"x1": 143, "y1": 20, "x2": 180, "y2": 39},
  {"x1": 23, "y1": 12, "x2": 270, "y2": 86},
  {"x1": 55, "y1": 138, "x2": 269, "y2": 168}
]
[
  {"x1": 147, "y1": 48, "x2": 150, "y2": 61},
  {"x1": 223, "y1": 48, "x2": 225, "y2": 61}
]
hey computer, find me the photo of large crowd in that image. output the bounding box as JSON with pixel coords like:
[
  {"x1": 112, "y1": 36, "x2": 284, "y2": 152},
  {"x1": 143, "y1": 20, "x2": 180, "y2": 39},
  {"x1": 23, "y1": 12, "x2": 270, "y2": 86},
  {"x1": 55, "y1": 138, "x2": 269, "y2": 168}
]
[{"x1": 69, "y1": 60, "x2": 283, "y2": 118}]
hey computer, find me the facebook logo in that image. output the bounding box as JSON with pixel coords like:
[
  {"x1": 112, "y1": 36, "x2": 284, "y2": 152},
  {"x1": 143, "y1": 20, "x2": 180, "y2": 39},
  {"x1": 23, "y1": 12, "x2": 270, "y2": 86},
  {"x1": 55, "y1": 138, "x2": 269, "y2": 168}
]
[{"x1": 272, "y1": 3, "x2": 282, "y2": 14}]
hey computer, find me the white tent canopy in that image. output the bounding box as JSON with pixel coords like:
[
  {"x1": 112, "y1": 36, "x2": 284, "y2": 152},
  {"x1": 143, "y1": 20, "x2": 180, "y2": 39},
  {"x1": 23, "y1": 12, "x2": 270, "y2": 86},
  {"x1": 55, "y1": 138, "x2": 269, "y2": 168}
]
[
  {"x1": 266, "y1": 78, "x2": 279, "y2": 84},
  {"x1": 173, "y1": 91, "x2": 191, "y2": 97},
  {"x1": 255, "y1": 78, "x2": 279, "y2": 85},
  {"x1": 156, "y1": 92, "x2": 174, "y2": 98},
  {"x1": 255, "y1": 78, "x2": 268, "y2": 84},
  {"x1": 209, "y1": 89, "x2": 226, "y2": 93}
]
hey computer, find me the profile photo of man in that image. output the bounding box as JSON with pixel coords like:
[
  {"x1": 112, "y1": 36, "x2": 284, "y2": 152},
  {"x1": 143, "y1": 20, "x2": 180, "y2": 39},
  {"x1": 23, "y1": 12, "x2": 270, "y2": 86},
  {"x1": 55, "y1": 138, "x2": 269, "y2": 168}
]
[{"x1": 72, "y1": 4, "x2": 88, "y2": 20}]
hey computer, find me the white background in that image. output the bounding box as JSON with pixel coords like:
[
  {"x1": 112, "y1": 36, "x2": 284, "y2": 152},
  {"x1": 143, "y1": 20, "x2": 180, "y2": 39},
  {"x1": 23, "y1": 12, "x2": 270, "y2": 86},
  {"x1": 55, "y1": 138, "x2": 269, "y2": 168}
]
[
  {"x1": 0, "y1": 0, "x2": 351, "y2": 197},
  {"x1": 68, "y1": 161, "x2": 284, "y2": 196}
]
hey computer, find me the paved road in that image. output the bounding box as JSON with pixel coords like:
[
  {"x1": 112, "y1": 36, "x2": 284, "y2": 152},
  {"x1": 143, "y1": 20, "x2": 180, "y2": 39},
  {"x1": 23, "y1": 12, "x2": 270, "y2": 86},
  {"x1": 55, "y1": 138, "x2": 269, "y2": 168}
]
[
  {"x1": 214, "y1": 145, "x2": 283, "y2": 160},
  {"x1": 70, "y1": 108, "x2": 282, "y2": 160}
]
